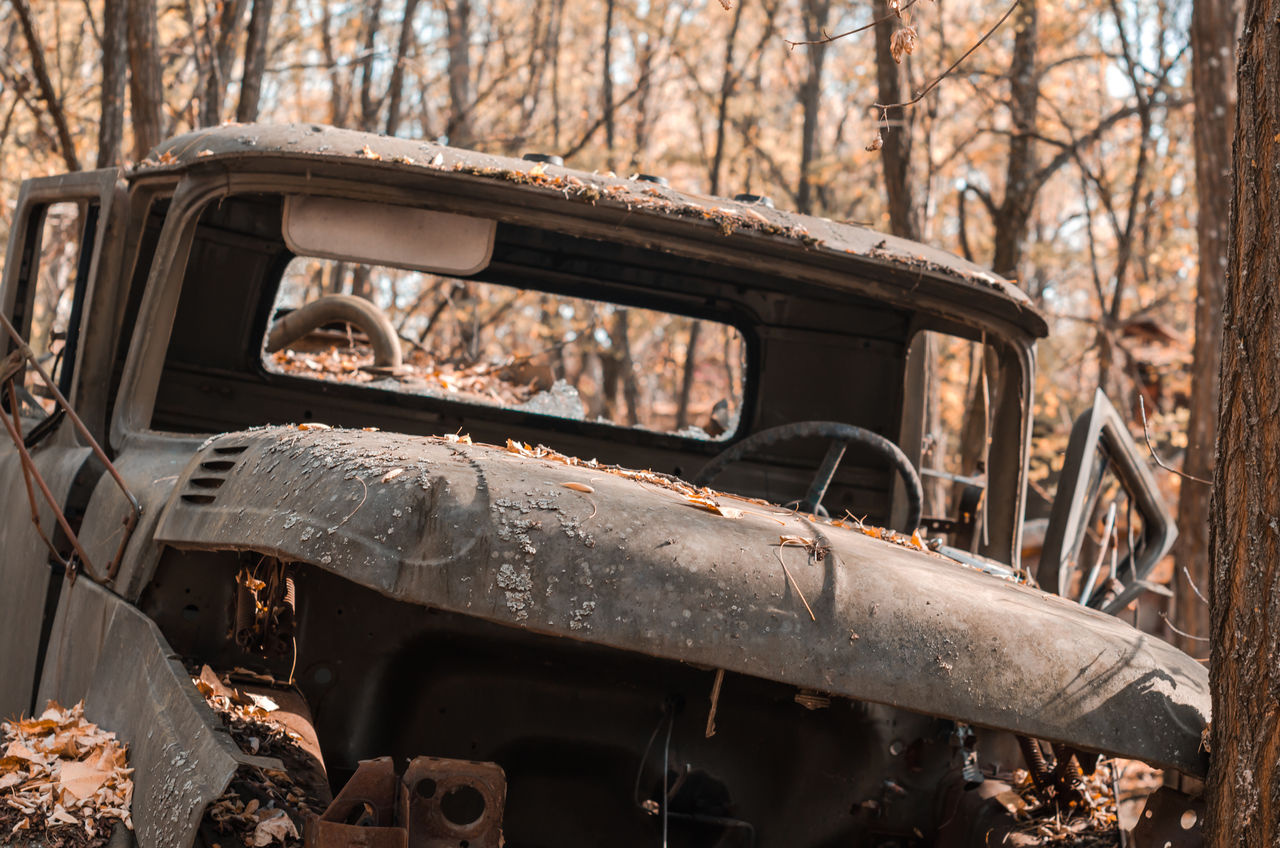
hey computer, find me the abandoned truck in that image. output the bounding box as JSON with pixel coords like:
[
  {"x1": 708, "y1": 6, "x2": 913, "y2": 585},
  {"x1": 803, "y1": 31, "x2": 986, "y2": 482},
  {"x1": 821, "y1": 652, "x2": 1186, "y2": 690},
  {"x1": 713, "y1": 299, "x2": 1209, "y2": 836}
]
[{"x1": 0, "y1": 123, "x2": 1207, "y2": 848}]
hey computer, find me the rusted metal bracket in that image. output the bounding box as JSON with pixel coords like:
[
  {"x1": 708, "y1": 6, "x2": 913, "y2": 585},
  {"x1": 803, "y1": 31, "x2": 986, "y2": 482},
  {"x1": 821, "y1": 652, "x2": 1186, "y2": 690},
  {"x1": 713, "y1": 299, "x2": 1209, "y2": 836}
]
[
  {"x1": 0, "y1": 311, "x2": 141, "y2": 584},
  {"x1": 1130, "y1": 786, "x2": 1204, "y2": 847},
  {"x1": 306, "y1": 756, "x2": 506, "y2": 848}
]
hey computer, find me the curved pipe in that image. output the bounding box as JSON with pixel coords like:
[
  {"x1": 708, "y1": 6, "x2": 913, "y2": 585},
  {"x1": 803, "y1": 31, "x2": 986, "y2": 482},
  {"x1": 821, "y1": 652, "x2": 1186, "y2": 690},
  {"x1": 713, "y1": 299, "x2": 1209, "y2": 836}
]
[{"x1": 265, "y1": 294, "x2": 403, "y2": 369}]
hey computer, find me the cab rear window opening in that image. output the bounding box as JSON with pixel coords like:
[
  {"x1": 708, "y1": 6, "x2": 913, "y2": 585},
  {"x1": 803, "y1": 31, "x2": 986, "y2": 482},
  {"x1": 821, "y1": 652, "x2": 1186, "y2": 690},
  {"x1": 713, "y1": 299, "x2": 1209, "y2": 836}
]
[
  {"x1": 263, "y1": 258, "x2": 748, "y2": 441},
  {"x1": 155, "y1": 191, "x2": 749, "y2": 442}
]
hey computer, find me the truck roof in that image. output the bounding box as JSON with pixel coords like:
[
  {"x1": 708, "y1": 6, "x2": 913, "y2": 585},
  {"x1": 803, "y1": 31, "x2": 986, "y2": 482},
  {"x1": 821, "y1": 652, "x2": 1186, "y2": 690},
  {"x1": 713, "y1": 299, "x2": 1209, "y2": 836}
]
[{"x1": 138, "y1": 123, "x2": 1049, "y2": 339}]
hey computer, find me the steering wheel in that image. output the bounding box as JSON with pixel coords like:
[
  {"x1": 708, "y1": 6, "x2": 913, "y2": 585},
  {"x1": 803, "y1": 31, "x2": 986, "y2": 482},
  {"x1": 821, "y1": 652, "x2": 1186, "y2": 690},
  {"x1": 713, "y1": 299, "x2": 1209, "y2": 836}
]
[{"x1": 692, "y1": 420, "x2": 923, "y2": 533}]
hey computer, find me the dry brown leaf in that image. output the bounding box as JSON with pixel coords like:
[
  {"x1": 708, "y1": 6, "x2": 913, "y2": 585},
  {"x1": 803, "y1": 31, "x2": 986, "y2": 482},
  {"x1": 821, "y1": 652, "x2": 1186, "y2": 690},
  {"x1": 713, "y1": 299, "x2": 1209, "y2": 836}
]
[
  {"x1": 865, "y1": 131, "x2": 884, "y2": 152},
  {"x1": 380, "y1": 467, "x2": 405, "y2": 483},
  {"x1": 58, "y1": 760, "x2": 112, "y2": 801},
  {"x1": 5, "y1": 741, "x2": 42, "y2": 763},
  {"x1": 561, "y1": 481, "x2": 594, "y2": 493},
  {"x1": 251, "y1": 809, "x2": 298, "y2": 846},
  {"x1": 685, "y1": 493, "x2": 743, "y2": 518},
  {"x1": 890, "y1": 25, "x2": 917, "y2": 63}
]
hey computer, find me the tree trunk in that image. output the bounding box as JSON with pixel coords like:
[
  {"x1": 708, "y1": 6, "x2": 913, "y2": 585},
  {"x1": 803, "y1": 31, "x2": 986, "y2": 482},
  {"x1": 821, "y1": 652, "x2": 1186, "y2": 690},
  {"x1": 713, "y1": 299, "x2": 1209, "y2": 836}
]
[
  {"x1": 357, "y1": 0, "x2": 385, "y2": 131},
  {"x1": 200, "y1": 0, "x2": 250, "y2": 127},
  {"x1": 991, "y1": 0, "x2": 1039, "y2": 279},
  {"x1": 872, "y1": 0, "x2": 919, "y2": 240},
  {"x1": 613, "y1": 309, "x2": 639, "y2": 427},
  {"x1": 601, "y1": 0, "x2": 616, "y2": 168},
  {"x1": 319, "y1": 4, "x2": 350, "y2": 127},
  {"x1": 1174, "y1": 0, "x2": 1236, "y2": 654},
  {"x1": 445, "y1": 0, "x2": 475, "y2": 148},
  {"x1": 1206, "y1": 0, "x2": 1280, "y2": 842},
  {"x1": 127, "y1": 0, "x2": 164, "y2": 159},
  {"x1": 708, "y1": 0, "x2": 744, "y2": 196},
  {"x1": 97, "y1": 0, "x2": 128, "y2": 168},
  {"x1": 675, "y1": 322, "x2": 701, "y2": 431},
  {"x1": 796, "y1": 0, "x2": 831, "y2": 215},
  {"x1": 236, "y1": 0, "x2": 275, "y2": 123},
  {"x1": 385, "y1": 0, "x2": 424, "y2": 136}
]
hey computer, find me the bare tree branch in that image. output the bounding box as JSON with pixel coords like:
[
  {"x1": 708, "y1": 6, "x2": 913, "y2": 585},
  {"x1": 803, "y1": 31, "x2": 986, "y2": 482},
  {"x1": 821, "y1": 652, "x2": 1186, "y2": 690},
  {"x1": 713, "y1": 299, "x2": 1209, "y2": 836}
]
[{"x1": 12, "y1": 0, "x2": 80, "y2": 171}]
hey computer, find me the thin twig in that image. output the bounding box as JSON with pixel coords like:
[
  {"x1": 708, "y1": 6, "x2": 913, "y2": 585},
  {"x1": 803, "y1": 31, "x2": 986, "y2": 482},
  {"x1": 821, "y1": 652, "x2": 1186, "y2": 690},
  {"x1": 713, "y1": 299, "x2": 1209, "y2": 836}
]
[
  {"x1": 874, "y1": 0, "x2": 1020, "y2": 110},
  {"x1": 1138, "y1": 396, "x2": 1211, "y2": 485},
  {"x1": 1159, "y1": 611, "x2": 1209, "y2": 643},
  {"x1": 328, "y1": 477, "x2": 369, "y2": 533},
  {"x1": 785, "y1": 0, "x2": 922, "y2": 48},
  {"x1": 774, "y1": 547, "x2": 816, "y2": 621},
  {"x1": 1181, "y1": 565, "x2": 1209, "y2": 606},
  {"x1": 705, "y1": 668, "x2": 725, "y2": 738}
]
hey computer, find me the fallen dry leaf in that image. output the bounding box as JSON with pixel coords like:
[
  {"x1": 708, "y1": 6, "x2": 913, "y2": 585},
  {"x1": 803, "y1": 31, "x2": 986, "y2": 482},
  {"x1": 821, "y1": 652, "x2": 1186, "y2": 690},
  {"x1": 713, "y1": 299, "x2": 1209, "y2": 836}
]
[
  {"x1": 561, "y1": 481, "x2": 594, "y2": 493},
  {"x1": 685, "y1": 492, "x2": 743, "y2": 518},
  {"x1": 251, "y1": 809, "x2": 299, "y2": 846},
  {"x1": 58, "y1": 760, "x2": 112, "y2": 801}
]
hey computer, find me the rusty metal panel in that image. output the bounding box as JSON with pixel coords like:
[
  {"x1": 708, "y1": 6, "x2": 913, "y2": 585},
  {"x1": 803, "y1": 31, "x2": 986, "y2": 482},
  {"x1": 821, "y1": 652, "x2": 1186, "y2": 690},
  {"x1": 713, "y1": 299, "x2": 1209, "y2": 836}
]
[
  {"x1": 1131, "y1": 786, "x2": 1204, "y2": 847},
  {"x1": 403, "y1": 757, "x2": 505, "y2": 848},
  {"x1": 154, "y1": 427, "x2": 1209, "y2": 775},
  {"x1": 306, "y1": 756, "x2": 505, "y2": 848},
  {"x1": 37, "y1": 578, "x2": 251, "y2": 848}
]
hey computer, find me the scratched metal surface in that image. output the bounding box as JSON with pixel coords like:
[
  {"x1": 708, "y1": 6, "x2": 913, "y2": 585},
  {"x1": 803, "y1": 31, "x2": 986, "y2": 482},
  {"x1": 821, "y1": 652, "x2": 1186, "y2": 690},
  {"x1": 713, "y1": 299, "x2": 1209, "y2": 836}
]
[{"x1": 154, "y1": 426, "x2": 1208, "y2": 775}]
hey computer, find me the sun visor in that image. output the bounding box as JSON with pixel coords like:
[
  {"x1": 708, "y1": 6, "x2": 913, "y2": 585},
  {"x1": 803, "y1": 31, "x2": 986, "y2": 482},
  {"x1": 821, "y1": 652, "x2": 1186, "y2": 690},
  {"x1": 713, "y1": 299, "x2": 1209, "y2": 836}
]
[{"x1": 282, "y1": 195, "x2": 495, "y2": 275}]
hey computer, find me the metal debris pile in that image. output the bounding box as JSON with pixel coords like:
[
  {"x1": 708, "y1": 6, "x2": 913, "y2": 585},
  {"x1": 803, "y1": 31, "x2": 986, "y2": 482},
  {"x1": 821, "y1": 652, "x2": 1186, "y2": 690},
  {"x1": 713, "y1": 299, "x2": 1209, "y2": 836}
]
[
  {"x1": 194, "y1": 669, "x2": 330, "y2": 848},
  {"x1": 0, "y1": 702, "x2": 133, "y2": 847}
]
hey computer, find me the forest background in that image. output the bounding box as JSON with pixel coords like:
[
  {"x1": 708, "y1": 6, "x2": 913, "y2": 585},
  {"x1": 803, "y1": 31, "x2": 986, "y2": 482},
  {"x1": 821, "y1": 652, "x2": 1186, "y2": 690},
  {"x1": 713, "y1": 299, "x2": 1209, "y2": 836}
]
[{"x1": 0, "y1": 0, "x2": 1231, "y2": 650}]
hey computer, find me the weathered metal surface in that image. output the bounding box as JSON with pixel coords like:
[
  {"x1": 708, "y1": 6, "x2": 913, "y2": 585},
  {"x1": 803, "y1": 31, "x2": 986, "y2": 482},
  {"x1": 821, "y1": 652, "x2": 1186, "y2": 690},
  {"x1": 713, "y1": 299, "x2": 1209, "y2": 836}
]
[
  {"x1": 0, "y1": 438, "x2": 90, "y2": 719},
  {"x1": 1130, "y1": 786, "x2": 1204, "y2": 847},
  {"x1": 136, "y1": 123, "x2": 1048, "y2": 339},
  {"x1": 154, "y1": 426, "x2": 1210, "y2": 775},
  {"x1": 0, "y1": 310, "x2": 143, "y2": 582},
  {"x1": 37, "y1": 578, "x2": 257, "y2": 848}
]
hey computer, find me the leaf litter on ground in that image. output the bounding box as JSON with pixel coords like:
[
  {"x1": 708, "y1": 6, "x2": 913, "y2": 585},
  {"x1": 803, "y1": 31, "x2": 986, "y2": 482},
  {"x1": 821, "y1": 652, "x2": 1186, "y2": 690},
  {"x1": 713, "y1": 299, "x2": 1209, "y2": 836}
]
[
  {"x1": 193, "y1": 667, "x2": 330, "y2": 848},
  {"x1": 0, "y1": 701, "x2": 132, "y2": 848}
]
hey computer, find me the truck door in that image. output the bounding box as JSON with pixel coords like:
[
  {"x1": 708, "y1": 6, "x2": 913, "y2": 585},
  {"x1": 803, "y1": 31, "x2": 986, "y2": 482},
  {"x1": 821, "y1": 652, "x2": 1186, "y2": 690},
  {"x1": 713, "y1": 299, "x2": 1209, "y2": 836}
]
[{"x1": 0, "y1": 170, "x2": 124, "y2": 718}]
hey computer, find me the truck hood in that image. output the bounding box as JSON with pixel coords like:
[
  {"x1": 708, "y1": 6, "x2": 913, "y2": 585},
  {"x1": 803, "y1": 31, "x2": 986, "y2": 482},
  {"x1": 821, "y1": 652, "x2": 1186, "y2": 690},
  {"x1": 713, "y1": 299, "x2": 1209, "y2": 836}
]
[{"x1": 154, "y1": 426, "x2": 1209, "y2": 774}]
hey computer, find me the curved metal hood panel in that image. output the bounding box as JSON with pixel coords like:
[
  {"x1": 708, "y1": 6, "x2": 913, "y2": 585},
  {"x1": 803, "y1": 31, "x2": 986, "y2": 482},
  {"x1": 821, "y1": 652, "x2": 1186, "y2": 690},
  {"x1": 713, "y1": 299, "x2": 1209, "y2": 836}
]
[{"x1": 153, "y1": 427, "x2": 1208, "y2": 774}]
